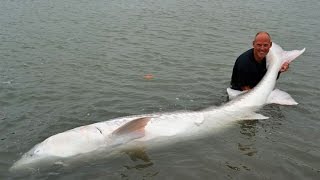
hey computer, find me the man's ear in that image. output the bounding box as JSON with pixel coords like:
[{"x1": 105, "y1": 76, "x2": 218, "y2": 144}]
[
  {"x1": 252, "y1": 41, "x2": 255, "y2": 46},
  {"x1": 270, "y1": 41, "x2": 272, "y2": 47}
]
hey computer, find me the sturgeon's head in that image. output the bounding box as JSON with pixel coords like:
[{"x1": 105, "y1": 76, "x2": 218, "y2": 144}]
[{"x1": 10, "y1": 143, "x2": 57, "y2": 173}]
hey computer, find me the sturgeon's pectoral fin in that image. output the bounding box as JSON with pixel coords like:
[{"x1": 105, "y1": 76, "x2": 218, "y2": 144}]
[
  {"x1": 249, "y1": 113, "x2": 269, "y2": 120},
  {"x1": 226, "y1": 87, "x2": 247, "y2": 100},
  {"x1": 238, "y1": 113, "x2": 269, "y2": 120},
  {"x1": 267, "y1": 89, "x2": 298, "y2": 105},
  {"x1": 110, "y1": 117, "x2": 151, "y2": 146}
]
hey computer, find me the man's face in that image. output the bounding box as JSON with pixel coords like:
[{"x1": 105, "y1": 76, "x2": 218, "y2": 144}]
[{"x1": 253, "y1": 34, "x2": 272, "y2": 61}]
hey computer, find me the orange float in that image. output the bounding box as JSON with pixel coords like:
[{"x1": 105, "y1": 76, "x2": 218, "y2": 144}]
[{"x1": 143, "y1": 74, "x2": 154, "y2": 80}]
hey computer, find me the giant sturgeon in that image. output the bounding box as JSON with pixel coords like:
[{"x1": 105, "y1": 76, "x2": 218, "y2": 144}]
[{"x1": 10, "y1": 43, "x2": 305, "y2": 172}]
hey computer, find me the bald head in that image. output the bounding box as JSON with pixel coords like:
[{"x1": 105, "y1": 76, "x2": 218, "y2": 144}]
[{"x1": 254, "y1": 31, "x2": 272, "y2": 42}]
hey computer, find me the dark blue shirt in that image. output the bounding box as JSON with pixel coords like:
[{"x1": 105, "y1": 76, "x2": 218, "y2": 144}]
[{"x1": 231, "y1": 48, "x2": 267, "y2": 90}]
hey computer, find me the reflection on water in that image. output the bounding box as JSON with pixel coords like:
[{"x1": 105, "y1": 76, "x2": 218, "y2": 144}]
[
  {"x1": 120, "y1": 147, "x2": 159, "y2": 179},
  {"x1": 236, "y1": 105, "x2": 286, "y2": 157},
  {"x1": 238, "y1": 143, "x2": 257, "y2": 157},
  {"x1": 239, "y1": 120, "x2": 258, "y2": 137},
  {"x1": 225, "y1": 161, "x2": 251, "y2": 172},
  {"x1": 123, "y1": 147, "x2": 153, "y2": 168},
  {"x1": 238, "y1": 120, "x2": 258, "y2": 157}
]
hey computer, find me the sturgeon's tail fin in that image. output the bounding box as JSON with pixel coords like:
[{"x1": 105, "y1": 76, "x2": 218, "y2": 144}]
[
  {"x1": 281, "y1": 48, "x2": 306, "y2": 64},
  {"x1": 265, "y1": 43, "x2": 305, "y2": 105},
  {"x1": 267, "y1": 42, "x2": 306, "y2": 67}
]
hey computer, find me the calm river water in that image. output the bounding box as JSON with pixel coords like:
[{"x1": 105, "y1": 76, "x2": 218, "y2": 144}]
[{"x1": 0, "y1": 0, "x2": 319, "y2": 179}]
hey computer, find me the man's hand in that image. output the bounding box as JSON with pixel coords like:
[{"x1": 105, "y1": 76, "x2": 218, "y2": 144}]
[
  {"x1": 280, "y1": 62, "x2": 290, "y2": 72},
  {"x1": 241, "y1": 86, "x2": 251, "y2": 91}
]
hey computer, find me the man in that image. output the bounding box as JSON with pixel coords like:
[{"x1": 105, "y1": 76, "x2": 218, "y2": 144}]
[{"x1": 230, "y1": 32, "x2": 289, "y2": 91}]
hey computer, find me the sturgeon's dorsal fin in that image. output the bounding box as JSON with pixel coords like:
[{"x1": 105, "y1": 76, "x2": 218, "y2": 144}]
[
  {"x1": 267, "y1": 89, "x2": 298, "y2": 105},
  {"x1": 112, "y1": 117, "x2": 150, "y2": 136},
  {"x1": 110, "y1": 117, "x2": 151, "y2": 146}
]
